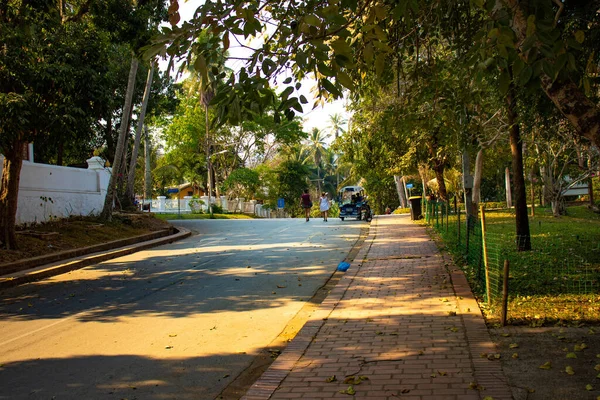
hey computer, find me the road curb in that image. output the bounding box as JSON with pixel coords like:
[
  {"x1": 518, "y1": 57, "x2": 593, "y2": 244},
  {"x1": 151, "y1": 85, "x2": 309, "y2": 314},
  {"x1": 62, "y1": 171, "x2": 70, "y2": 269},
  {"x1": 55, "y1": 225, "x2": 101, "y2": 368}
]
[{"x1": 0, "y1": 227, "x2": 191, "y2": 290}]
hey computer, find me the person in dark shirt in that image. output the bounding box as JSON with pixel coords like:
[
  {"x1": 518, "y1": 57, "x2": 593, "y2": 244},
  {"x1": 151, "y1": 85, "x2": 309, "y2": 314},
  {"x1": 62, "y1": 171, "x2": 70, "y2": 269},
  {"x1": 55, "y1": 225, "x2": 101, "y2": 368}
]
[{"x1": 300, "y1": 189, "x2": 312, "y2": 222}]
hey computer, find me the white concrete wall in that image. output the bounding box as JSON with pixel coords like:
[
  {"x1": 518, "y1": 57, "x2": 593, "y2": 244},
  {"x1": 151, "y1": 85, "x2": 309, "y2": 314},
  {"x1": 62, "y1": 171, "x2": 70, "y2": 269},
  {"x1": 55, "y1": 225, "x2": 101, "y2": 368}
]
[{"x1": 1, "y1": 156, "x2": 110, "y2": 225}]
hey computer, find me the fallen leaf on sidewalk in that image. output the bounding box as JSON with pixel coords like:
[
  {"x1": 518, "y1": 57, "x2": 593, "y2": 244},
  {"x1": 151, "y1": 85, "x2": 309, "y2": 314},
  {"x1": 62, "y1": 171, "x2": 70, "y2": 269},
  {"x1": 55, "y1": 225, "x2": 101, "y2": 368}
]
[
  {"x1": 168, "y1": 334, "x2": 177, "y2": 337},
  {"x1": 277, "y1": 285, "x2": 287, "y2": 288},
  {"x1": 512, "y1": 353, "x2": 519, "y2": 359},
  {"x1": 567, "y1": 353, "x2": 577, "y2": 359},
  {"x1": 539, "y1": 361, "x2": 552, "y2": 370},
  {"x1": 339, "y1": 386, "x2": 356, "y2": 395},
  {"x1": 343, "y1": 376, "x2": 368, "y2": 385},
  {"x1": 325, "y1": 375, "x2": 337, "y2": 383},
  {"x1": 509, "y1": 343, "x2": 519, "y2": 349},
  {"x1": 566, "y1": 366, "x2": 575, "y2": 375}
]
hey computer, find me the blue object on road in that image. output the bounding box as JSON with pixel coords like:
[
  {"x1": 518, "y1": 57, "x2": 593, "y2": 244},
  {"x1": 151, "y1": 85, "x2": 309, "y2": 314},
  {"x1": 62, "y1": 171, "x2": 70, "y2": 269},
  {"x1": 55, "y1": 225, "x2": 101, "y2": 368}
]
[{"x1": 337, "y1": 262, "x2": 350, "y2": 272}]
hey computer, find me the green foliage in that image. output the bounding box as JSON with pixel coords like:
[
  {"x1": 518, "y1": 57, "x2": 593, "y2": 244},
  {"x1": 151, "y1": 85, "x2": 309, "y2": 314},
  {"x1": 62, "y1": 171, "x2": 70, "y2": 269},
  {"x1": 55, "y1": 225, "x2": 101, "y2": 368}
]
[
  {"x1": 223, "y1": 168, "x2": 260, "y2": 199},
  {"x1": 428, "y1": 206, "x2": 600, "y2": 324},
  {"x1": 188, "y1": 196, "x2": 205, "y2": 214},
  {"x1": 275, "y1": 160, "x2": 310, "y2": 217}
]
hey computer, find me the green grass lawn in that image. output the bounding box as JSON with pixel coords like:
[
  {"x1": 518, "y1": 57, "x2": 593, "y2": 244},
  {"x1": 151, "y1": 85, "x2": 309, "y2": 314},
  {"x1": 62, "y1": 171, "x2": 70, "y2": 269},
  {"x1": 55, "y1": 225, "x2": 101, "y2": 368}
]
[
  {"x1": 153, "y1": 213, "x2": 255, "y2": 220},
  {"x1": 432, "y1": 205, "x2": 600, "y2": 325}
]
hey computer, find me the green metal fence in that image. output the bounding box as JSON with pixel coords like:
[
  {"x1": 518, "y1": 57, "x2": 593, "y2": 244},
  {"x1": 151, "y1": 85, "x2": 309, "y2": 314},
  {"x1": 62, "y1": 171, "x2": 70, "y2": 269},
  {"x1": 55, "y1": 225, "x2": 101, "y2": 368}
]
[{"x1": 422, "y1": 199, "x2": 600, "y2": 323}]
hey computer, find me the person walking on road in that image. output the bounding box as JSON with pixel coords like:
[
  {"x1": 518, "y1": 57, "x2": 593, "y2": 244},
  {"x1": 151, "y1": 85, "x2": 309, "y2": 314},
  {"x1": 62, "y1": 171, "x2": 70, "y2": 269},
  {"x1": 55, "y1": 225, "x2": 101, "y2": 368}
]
[
  {"x1": 319, "y1": 193, "x2": 330, "y2": 222},
  {"x1": 301, "y1": 189, "x2": 312, "y2": 222}
]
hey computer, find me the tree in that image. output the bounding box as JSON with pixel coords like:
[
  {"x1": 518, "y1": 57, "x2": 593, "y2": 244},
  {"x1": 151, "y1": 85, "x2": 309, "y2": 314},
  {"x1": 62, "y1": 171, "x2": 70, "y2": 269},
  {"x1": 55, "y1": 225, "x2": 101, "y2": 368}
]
[
  {"x1": 125, "y1": 61, "x2": 156, "y2": 206},
  {"x1": 306, "y1": 128, "x2": 330, "y2": 194},
  {"x1": 327, "y1": 113, "x2": 347, "y2": 140},
  {"x1": 276, "y1": 160, "x2": 311, "y2": 217},
  {"x1": 1, "y1": 0, "x2": 114, "y2": 248},
  {"x1": 223, "y1": 168, "x2": 260, "y2": 199},
  {"x1": 100, "y1": 57, "x2": 139, "y2": 219}
]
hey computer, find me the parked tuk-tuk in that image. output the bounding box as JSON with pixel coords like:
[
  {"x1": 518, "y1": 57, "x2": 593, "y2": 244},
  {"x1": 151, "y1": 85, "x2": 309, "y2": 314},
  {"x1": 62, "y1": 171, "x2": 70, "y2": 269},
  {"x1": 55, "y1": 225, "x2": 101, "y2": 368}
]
[{"x1": 337, "y1": 186, "x2": 372, "y2": 222}]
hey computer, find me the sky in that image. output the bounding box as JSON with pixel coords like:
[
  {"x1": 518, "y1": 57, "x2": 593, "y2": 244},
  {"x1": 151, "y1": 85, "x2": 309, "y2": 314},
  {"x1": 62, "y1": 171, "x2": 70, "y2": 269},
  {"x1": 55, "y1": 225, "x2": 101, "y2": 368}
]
[{"x1": 161, "y1": 0, "x2": 350, "y2": 142}]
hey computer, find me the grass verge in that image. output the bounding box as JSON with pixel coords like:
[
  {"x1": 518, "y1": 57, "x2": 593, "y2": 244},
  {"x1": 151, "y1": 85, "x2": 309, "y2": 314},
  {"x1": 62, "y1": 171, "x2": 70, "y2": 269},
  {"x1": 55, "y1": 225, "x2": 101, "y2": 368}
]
[{"x1": 431, "y1": 205, "x2": 600, "y2": 325}]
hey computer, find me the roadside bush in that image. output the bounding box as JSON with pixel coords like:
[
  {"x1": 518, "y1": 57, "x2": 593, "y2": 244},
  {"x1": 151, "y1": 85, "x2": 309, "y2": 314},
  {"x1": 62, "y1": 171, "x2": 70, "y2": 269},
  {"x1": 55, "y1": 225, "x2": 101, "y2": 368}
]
[
  {"x1": 211, "y1": 204, "x2": 224, "y2": 214},
  {"x1": 188, "y1": 196, "x2": 205, "y2": 214}
]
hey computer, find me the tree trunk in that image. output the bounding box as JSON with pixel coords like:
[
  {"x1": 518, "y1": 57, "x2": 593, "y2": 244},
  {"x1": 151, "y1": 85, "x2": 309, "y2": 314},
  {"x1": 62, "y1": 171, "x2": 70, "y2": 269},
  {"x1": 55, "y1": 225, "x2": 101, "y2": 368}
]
[
  {"x1": 472, "y1": 148, "x2": 484, "y2": 206},
  {"x1": 100, "y1": 56, "x2": 139, "y2": 221},
  {"x1": 144, "y1": 126, "x2": 152, "y2": 200},
  {"x1": 505, "y1": 167, "x2": 512, "y2": 208},
  {"x1": 462, "y1": 150, "x2": 475, "y2": 222},
  {"x1": 501, "y1": 0, "x2": 600, "y2": 149},
  {"x1": 105, "y1": 114, "x2": 115, "y2": 163},
  {"x1": 393, "y1": 175, "x2": 407, "y2": 207},
  {"x1": 506, "y1": 84, "x2": 531, "y2": 251},
  {"x1": 125, "y1": 62, "x2": 155, "y2": 206},
  {"x1": 433, "y1": 160, "x2": 448, "y2": 201},
  {"x1": 57, "y1": 139, "x2": 64, "y2": 166},
  {"x1": 0, "y1": 144, "x2": 24, "y2": 249},
  {"x1": 205, "y1": 104, "x2": 213, "y2": 215}
]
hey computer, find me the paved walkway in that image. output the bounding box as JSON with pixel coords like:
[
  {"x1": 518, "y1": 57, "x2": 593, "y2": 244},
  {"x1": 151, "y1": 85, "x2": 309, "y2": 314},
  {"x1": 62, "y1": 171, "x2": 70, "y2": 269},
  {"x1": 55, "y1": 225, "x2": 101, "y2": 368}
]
[{"x1": 242, "y1": 214, "x2": 512, "y2": 400}]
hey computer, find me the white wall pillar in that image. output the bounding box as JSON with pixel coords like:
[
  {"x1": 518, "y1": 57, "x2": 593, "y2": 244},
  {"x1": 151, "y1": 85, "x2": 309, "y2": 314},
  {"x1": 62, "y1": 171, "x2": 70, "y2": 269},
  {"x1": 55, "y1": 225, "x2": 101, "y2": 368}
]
[
  {"x1": 183, "y1": 196, "x2": 192, "y2": 211},
  {"x1": 158, "y1": 196, "x2": 166, "y2": 211}
]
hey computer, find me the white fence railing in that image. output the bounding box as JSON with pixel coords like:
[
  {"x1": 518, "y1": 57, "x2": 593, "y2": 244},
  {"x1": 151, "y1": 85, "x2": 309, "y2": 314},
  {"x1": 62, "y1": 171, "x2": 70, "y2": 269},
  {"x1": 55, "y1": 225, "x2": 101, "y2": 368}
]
[{"x1": 141, "y1": 196, "x2": 288, "y2": 218}]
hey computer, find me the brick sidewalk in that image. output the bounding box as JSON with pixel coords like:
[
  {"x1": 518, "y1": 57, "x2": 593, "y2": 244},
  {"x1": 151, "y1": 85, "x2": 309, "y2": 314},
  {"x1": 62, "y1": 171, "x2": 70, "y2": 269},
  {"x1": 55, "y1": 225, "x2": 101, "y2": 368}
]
[{"x1": 243, "y1": 214, "x2": 512, "y2": 400}]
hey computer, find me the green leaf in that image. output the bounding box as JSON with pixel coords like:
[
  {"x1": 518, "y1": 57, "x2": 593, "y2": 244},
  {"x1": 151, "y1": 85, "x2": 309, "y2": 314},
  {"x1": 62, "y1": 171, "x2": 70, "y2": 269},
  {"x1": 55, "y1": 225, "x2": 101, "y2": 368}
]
[
  {"x1": 299, "y1": 95, "x2": 308, "y2": 104},
  {"x1": 280, "y1": 86, "x2": 294, "y2": 100},
  {"x1": 321, "y1": 78, "x2": 341, "y2": 97},
  {"x1": 336, "y1": 71, "x2": 354, "y2": 90},
  {"x1": 375, "y1": 54, "x2": 386, "y2": 76},
  {"x1": 364, "y1": 43, "x2": 374, "y2": 63},
  {"x1": 521, "y1": 35, "x2": 537, "y2": 52},
  {"x1": 575, "y1": 30, "x2": 585, "y2": 44},
  {"x1": 330, "y1": 39, "x2": 352, "y2": 57},
  {"x1": 290, "y1": 98, "x2": 303, "y2": 113},
  {"x1": 317, "y1": 62, "x2": 335, "y2": 77},
  {"x1": 304, "y1": 14, "x2": 321, "y2": 27},
  {"x1": 526, "y1": 15, "x2": 536, "y2": 36},
  {"x1": 497, "y1": 44, "x2": 508, "y2": 59},
  {"x1": 283, "y1": 77, "x2": 292, "y2": 84},
  {"x1": 498, "y1": 71, "x2": 510, "y2": 95},
  {"x1": 555, "y1": 53, "x2": 568, "y2": 73},
  {"x1": 194, "y1": 55, "x2": 208, "y2": 82},
  {"x1": 223, "y1": 34, "x2": 230, "y2": 51},
  {"x1": 513, "y1": 58, "x2": 525, "y2": 76}
]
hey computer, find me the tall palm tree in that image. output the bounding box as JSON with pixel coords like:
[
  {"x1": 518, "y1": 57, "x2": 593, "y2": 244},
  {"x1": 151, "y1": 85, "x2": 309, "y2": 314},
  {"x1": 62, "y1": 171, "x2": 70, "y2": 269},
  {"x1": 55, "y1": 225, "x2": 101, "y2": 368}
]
[
  {"x1": 306, "y1": 128, "x2": 330, "y2": 194},
  {"x1": 326, "y1": 113, "x2": 347, "y2": 139},
  {"x1": 326, "y1": 113, "x2": 347, "y2": 188}
]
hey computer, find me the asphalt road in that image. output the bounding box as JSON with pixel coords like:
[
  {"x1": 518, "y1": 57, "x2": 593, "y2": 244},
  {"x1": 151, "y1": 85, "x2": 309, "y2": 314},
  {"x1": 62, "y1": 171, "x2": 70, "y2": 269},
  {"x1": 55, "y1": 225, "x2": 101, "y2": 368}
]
[{"x1": 0, "y1": 218, "x2": 364, "y2": 400}]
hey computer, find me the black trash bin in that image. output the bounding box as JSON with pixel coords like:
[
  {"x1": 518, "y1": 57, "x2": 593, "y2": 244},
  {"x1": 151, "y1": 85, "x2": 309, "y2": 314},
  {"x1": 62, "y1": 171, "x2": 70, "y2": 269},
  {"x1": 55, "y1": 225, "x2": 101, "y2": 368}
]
[{"x1": 409, "y1": 196, "x2": 422, "y2": 220}]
